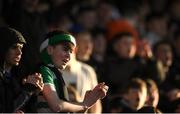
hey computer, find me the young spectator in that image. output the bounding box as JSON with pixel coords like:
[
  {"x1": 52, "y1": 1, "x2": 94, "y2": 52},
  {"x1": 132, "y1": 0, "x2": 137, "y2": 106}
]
[
  {"x1": 121, "y1": 78, "x2": 147, "y2": 110},
  {"x1": 144, "y1": 12, "x2": 168, "y2": 47},
  {"x1": 37, "y1": 30, "x2": 108, "y2": 112},
  {"x1": 75, "y1": 31, "x2": 94, "y2": 63},
  {"x1": 0, "y1": 27, "x2": 43, "y2": 113},
  {"x1": 153, "y1": 40, "x2": 174, "y2": 86},
  {"x1": 103, "y1": 32, "x2": 141, "y2": 95}
]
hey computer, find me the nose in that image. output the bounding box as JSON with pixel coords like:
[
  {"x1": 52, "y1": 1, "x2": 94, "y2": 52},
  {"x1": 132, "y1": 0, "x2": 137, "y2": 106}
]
[
  {"x1": 16, "y1": 48, "x2": 22, "y2": 55},
  {"x1": 65, "y1": 51, "x2": 71, "y2": 61}
]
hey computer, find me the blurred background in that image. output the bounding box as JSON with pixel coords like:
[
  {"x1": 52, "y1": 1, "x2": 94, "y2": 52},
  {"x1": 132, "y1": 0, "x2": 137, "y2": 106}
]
[{"x1": 0, "y1": 0, "x2": 180, "y2": 113}]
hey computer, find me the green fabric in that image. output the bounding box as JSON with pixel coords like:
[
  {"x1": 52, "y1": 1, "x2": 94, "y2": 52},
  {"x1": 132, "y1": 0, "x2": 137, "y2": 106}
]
[
  {"x1": 39, "y1": 65, "x2": 61, "y2": 98},
  {"x1": 49, "y1": 34, "x2": 76, "y2": 46},
  {"x1": 40, "y1": 66, "x2": 54, "y2": 84},
  {"x1": 40, "y1": 33, "x2": 76, "y2": 65}
]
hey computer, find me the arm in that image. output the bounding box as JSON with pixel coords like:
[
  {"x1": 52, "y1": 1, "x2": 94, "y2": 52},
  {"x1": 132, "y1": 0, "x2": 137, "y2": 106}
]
[
  {"x1": 89, "y1": 99, "x2": 102, "y2": 113},
  {"x1": 14, "y1": 73, "x2": 43, "y2": 112},
  {"x1": 42, "y1": 84, "x2": 87, "y2": 112},
  {"x1": 42, "y1": 82, "x2": 108, "y2": 113}
]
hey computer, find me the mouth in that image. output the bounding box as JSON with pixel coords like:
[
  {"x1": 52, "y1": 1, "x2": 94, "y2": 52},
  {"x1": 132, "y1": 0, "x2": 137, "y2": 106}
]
[
  {"x1": 62, "y1": 61, "x2": 68, "y2": 65},
  {"x1": 14, "y1": 57, "x2": 21, "y2": 62}
]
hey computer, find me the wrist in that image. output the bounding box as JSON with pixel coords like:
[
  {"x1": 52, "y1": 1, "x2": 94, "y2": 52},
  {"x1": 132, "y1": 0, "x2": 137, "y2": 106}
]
[{"x1": 82, "y1": 103, "x2": 90, "y2": 111}]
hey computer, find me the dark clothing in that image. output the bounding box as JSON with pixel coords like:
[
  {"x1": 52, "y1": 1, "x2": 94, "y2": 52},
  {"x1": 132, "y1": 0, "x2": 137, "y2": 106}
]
[
  {"x1": 0, "y1": 67, "x2": 38, "y2": 112},
  {"x1": 47, "y1": 66, "x2": 69, "y2": 101},
  {"x1": 103, "y1": 56, "x2": 142, "y2": 95},
  {"x1": 4, "y1": 3, "x2": 47, "y2": 72}
]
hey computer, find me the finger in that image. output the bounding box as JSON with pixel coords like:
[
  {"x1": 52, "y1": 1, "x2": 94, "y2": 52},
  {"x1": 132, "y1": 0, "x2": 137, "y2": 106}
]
[
  {"x1": 37, "y1": 83, "x2": 44, "y2": 91},
  {"x1": 93, "y1": 82, "x2": 105, "y2": 90},
  {"x1": 102, "y1": 85, "x2": 109, "y2": 91}
]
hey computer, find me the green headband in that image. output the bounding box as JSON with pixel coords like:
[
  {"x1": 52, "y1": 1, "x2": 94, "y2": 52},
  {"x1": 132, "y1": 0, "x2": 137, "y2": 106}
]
[
  {"x1": 40, "y1": 33, "x2": 76, "y2": 65},
  {"x1": 49, "y1": 34, "x2": 76, "y2": 46}
]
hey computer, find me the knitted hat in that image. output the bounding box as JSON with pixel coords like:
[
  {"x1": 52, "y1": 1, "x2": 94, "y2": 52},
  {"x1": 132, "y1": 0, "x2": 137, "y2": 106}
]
[
  {"x1": 0, "y1": 27, "x2": 26, "y2": 66},
  {"x1": 40, "y1": 32, "x2": 76, "y2": 65}
]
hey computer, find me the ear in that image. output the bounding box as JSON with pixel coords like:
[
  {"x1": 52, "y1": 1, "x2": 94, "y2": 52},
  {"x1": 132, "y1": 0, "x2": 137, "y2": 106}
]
[{"x1": 47, "y1": 46, "x2": 53, "y2": 55}]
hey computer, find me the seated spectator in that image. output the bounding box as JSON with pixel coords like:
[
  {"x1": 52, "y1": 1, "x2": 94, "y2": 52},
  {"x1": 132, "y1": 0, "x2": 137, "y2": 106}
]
[
  {"x1": 37, "y1": 30, "x2": 108, "y2": 113},
  {"x1": 0, "y1": 27, "x2": 43, "y2": 113},
  {"x1": 121, "y1": 78, "x2": 147, "y2": 110}
]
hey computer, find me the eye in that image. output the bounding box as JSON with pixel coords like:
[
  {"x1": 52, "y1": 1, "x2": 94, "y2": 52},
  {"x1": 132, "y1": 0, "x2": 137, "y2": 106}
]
[
  {"x1": 63, "y1": 46, "x2": 73, "y2": 53},
  {"x1": 11, "y1": 45, "x2": 18, "y2": 49},
  {"x1": 11, "y1": 44, "x2": 23, "y2": 50}
]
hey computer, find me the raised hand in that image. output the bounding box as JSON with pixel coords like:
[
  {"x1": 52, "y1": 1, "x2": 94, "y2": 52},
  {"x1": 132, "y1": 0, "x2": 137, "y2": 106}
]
[
  {"x1": 82, "y1": 82, "x2": 108, "y2": 109},
  {"x1": 24, "y1": 73, "x2": 44, "y2": 91}
]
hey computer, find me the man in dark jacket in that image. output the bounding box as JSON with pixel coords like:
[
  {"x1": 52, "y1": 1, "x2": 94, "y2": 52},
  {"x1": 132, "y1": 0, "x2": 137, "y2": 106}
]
[{"x1": 0, "y1": 27, "x2": 44, "y2": 113}]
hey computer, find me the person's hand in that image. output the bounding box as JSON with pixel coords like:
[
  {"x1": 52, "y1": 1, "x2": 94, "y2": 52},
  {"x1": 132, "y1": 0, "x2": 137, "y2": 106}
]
[
  {"x1": 82, "y1": 82, "x2": 108, "y2": 109},
  {"x1": 24, "y1": 73, "x2": 44, "y2": 91},
  {"x1": 13, "y1": 110, "x2": 24, "y2": 114},
  {"x1": 167, "y1": 89, "x2": 180, "y2": 101}
]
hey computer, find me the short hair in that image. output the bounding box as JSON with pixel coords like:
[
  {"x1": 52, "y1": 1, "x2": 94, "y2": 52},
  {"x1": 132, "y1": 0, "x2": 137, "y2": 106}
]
[
  {"x1": 152, "y1": 40, "x2": 174, "y2": 56},
  {"x1": 122, "y1": 78, "x2": 147, "y2": 94}
]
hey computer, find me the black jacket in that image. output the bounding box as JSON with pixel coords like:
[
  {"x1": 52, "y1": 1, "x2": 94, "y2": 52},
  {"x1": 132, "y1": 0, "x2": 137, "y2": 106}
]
[{"x1": 0, "y1": 67, "x2": 37, "y2": 113}]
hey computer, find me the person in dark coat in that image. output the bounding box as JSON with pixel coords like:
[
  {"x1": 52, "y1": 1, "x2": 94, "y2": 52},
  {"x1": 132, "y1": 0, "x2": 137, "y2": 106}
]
[{"x1": 0, "y1": 27, "x2": 44, "y2": 113}]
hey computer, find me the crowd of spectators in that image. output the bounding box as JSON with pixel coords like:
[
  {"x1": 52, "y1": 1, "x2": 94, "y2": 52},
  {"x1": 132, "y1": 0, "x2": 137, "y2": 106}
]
[{"x1": 0, "y1": 0, "x2": 180, "y2": 113}]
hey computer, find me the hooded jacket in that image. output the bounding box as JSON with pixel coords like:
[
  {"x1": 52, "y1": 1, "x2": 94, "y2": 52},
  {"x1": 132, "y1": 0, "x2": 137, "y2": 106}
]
[{"x1": 0, "y1": 27, "x2": 37, "y2": 112}]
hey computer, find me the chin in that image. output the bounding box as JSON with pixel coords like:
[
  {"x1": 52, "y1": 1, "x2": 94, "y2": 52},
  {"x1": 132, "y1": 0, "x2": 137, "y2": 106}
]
[
  {"x1": 59, "y1": 65, "x2": 67, "y2": 70},
  {"x1": 13, "y1": 62, "x2": 20, "y2": 66}
]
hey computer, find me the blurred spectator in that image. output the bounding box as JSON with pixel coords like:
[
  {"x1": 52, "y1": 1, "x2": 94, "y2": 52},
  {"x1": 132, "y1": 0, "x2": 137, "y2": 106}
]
[
  {"x1": 153, "y1": 40, "x2": 173, "y2": 85},
  {"x1": 75, "y1": 31, "x2": 94, "y2": 63},
  {"x1": 140, "y1": 40, "x2": 174, "y2": 87},
  {"x1": 70, "y1": 4, "x2": 97, "y2": 32},
  {"x1": 145, "y1": 79, "x2": 159, "y2": 108},
  {"x1": 144, "y1": 12, "x2": 169, "y2": 47},
  {"x1": 103, "y1": 32, "x2": 141, "y2": 94},
  {"x1": 96, "y1": 1, "x2": 120, "y2": 28},
  {"x1": 136, "y1": 38, "x2": 153, "y2": 60},
  {"x1": 106, "y1": 19, "x2": 139, "y2": 42},
  {"x1": 121, "y1": 78, "x2": 147, "y2": 110}
]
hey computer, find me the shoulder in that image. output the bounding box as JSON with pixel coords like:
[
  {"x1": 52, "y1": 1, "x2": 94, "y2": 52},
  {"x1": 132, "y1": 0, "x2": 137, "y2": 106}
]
[
  {"x1": 40, "y1": 65, "x2": 55, "y2": 84},
  {"x1": 80, "y1": 61, "x2": 95, "y2": 72}
]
